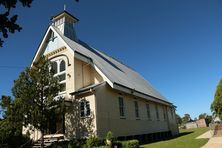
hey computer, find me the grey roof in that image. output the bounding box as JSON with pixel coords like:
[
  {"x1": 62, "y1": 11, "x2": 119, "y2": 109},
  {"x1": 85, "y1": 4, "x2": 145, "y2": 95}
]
[{"x1": 52, "y1": 26, "x2": 170, "y2": 103}]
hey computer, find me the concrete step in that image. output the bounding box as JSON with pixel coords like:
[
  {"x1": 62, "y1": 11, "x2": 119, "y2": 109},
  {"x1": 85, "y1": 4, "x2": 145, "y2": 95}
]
[{"x1": 32, "y1": 134, "x2": 65, "y2": 148}]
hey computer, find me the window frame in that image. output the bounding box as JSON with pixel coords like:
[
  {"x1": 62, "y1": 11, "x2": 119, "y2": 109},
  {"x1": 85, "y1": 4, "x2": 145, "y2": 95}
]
[
  {"x1": 155, "y1": 104, "x2": 159, "y2": 120},
  {"x1": 52, "y1": 59, "x2": 66, "y2": 93},
  {"x1": 80, "y1": 100, "x2": 91, "y2": 118},
  {"x1": 146, "y1": 104, "x2": 151, "y2": 120},
  {"x1": 163, "y1": 106, "x2": 167, "y2": 121},
  {"x1": 134, "y1": 101, "x2": 139, "y2": 119},
  {"x1": 118, "y1": 97, "x2": 125, "y2": 118}
]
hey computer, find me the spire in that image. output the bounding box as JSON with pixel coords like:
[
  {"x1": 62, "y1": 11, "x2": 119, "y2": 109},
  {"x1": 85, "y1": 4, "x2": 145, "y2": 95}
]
[{"x1": 51, "y1": 11, "x2": 79, "y2": 41}]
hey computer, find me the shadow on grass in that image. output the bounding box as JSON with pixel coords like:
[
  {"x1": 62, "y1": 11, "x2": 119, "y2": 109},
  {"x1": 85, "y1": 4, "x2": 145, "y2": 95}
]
[
  {"x1": 140, "y1": 131, "x2": 193, "y2": 146},
  {"x1": 170, "y1": 131, "x2": 193, "y2": 139}
]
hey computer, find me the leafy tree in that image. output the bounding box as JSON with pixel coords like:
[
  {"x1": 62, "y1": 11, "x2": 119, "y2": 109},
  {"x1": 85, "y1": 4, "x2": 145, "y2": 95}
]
[
  {"x1": 205, "y1": 115, "x2": 213, "y2": 125},
  {"x1": 0, "y1": 96, "x2": 31, "y2": 148},
  {"x1": 182, "y1": 114, "x2": 191, "y2": 124},
  {"x1": 12, "y1": 57, "x2": 64, "y2": 147},
  {"x1": 199, "y1": 113, "x2": 207, "y2": 120},
  {"x1": 211, "y1": 79, "x2": 222, "y2": 120},
  {"x1": 0, "y1": 0, "x2": 33, "y2": 47}
]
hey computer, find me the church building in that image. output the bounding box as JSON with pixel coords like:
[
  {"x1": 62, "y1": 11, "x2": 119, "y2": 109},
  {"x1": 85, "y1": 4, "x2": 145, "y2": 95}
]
[{"x1": 24, "y1": 10, "x2": 179, "y2": 141}]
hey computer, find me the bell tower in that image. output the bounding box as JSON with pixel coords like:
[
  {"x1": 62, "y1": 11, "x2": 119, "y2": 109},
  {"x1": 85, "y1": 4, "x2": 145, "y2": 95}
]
[{"x1": 52, "y1": 11, "x2": 79, "y2": 41}]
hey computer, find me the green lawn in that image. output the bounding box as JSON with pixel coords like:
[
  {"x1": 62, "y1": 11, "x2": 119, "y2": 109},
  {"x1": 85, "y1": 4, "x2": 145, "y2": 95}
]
[{"x1": 141, "y1": 127, "x2": 210, "y2": 148}]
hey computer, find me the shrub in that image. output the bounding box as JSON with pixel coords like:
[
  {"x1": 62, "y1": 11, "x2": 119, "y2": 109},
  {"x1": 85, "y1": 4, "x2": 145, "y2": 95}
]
[
  {"x1": 106, "y1": 131, "x2": 114, "y2": 141},
  {"x1": 50, "y1": 141, "x2": 69, "y2": 148},
  {"x1": 50, "y1": 138, "x2": 87, "y2": 148},
  {"x1": 112, "y1": 141, "x2": 122, "y2": 147},
  {"x1": 86, "y1": 136, "x2": 103, "y2": 147},
  {"x1": 68, "y1": 138, "x2": 86, "y2": 148},
  {"x1": 120, "y1": 139, "x2": 139, "y2": 148},
  {"x1": 127, "y1": 140, "x2": 139, "y2": 148}
]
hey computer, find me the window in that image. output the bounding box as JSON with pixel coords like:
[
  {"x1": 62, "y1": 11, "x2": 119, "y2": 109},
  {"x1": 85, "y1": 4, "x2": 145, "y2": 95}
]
[
  {"x1": 163, "y1": 106, "x2": 166, "y2": 120},
  {"x1": 59, "y1": 73, "x2": 66, "y2": 82},
  {"x1": 155, "y1": 104, "x2": 159, "y2": 120},
  {"x1": 80, "y1": 100, "x2": 90, "y2": 117},
  {"x1": 51, "y1": 62, "x2": 57, "y2": 74},
  {"x1": 134, "y1": 101, "x2": 139, "y2": 118},
  {"x1": 60, "y1": 60, "x2": 65, "y2": 72},
  {"x1": 118, "y1": 97, "x2": 125, "y2": 117},
  {"x1": 146, "y1": 104, "x2": 151, "y2": 119},
  {"x1": 52, "y1": 60, "x2": 66, "y2": 92}
]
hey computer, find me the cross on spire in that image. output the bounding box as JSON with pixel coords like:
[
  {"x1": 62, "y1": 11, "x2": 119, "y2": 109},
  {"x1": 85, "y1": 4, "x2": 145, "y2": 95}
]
[{"x1": 64, "y1": 4, "x2": 66, "y2": 11}]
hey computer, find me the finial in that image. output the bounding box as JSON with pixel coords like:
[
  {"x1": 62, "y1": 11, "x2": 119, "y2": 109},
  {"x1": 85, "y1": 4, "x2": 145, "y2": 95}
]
[{"x1": 64, "y1": 4, "x2": 66, "y2": 11}]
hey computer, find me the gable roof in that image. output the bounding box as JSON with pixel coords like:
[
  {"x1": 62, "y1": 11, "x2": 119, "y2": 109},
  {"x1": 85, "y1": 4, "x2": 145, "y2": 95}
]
[{"x1": 49, "y1": 26, "x2": 171, "y2": 105}]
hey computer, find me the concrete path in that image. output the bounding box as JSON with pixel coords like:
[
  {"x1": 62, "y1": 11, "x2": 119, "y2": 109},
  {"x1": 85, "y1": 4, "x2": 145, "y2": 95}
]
[
  {"x1": 197, "y1": 130, "x2": 222, "y2": 148},
  {"x1": 202, "y1": 137, "x2": 222, "y2": 148},
  {"x1": 196, "y1": 130, "x2": 212, "y2": 139}
]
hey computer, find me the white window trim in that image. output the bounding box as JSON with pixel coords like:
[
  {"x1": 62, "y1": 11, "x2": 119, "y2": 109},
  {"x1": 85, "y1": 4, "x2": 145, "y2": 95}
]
[
  {"x1": 146, "y1": 104, "x2": 151, "y2": 120},
  {"x1": 134, "y1": 101, "x2": 140, "y2": 119},
  {"x1": 118, "y1": 97, "x2": 125, "y2": 118},
  {"x1": 52, "y1": 59, "x2": 67, "y2": 94},
  {"x1": 156, "y1": 104, "x2": 159, "y2": 121},
  {"x1": 80, "y1": 100, "x2": 91, "y2": 118}
]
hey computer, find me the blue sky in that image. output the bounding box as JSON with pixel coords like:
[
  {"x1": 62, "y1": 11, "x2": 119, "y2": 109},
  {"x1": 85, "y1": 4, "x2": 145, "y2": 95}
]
[{"x1": 1, "y1": 0, "x2": 222, "y2": 119}]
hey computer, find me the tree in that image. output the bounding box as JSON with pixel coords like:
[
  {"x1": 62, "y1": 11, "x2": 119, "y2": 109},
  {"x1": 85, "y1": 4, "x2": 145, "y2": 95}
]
[
  {"x1": 0, "y1": 0, "x2": 33, "y2": 47},
  {"x1": 0, "y1": 96, "x2": 31, "y2": 147},
  {"x1": 199, "y1": 113, "x2": 207, "y2": 120},
  {"x1": 205, "y1": 115, "x2": 212, "y2": 125},
  {"x1": 211, "y1": 79, "x2": 222, "y2": 120},
  {"x1": 12, "y1": 57, "x2": 64, "y2": 147},
  {"x1": 182, "y1": 114, "x2": 191, "y2": 124}
]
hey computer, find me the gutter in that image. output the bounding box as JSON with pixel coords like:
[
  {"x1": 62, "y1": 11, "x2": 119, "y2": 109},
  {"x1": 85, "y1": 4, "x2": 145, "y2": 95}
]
[{"x1": 113, "y1": 82, "x2": 174, "y2": 106}]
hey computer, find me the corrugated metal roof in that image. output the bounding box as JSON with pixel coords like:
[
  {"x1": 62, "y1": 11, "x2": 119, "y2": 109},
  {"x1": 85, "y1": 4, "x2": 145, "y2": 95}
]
[{"x1": 52, "y1": 26, "x2": 170, "y2": 103}]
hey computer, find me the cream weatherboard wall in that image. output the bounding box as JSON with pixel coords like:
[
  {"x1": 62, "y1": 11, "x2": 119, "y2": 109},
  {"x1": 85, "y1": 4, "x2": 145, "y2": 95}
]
[
  {"x1": 74, "y1": 58, "x2": 103, "y2": 91},
  {"x1": 94, "y1": 84, "x2": 178, "y2": 138}
]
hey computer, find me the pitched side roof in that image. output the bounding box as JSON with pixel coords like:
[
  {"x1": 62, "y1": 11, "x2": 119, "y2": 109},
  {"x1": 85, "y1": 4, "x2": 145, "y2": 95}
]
[{"x1": 51, "y1": 26, "x2": 171, "y2": 104}]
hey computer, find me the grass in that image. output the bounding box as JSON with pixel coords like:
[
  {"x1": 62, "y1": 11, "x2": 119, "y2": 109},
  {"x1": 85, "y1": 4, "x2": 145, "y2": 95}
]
[{"x1": 141, "y1": 127, "x2": 210, "y2": 148}]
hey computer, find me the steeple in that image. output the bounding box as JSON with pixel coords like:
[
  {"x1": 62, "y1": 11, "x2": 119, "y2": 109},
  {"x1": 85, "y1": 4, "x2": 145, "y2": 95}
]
[{"x1": 52, "y1": 11, "x2": 79, "y2": 41}]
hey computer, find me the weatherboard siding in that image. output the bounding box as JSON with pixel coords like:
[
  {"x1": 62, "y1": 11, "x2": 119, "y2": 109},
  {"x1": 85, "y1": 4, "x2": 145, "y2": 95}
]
[
  {"x1": 74, "y1": 58, "x2": 103, "y2": 91},
  {"x1": 65, "y1": 94, "x2": 97, "y2": 139},
  {"x1": 95, "y1": 84, "x2": 178, "y2": 138}
]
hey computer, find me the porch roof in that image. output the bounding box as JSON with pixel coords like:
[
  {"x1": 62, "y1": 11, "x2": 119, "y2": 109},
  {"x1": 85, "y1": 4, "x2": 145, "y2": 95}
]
[{"x1": 70, "y1": 82, "x2": 105, "y2": 96}]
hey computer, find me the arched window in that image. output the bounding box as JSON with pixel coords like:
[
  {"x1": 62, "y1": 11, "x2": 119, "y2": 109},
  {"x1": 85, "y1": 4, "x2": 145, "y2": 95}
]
[
  {"x1": 60, "y1": 60, "x2": 65, "y2": 72},
  {"x1": 51, "y1": 59, "x2": 66, "y2": 92},
  {"x1": 51, "y1": 62, "x2": 57, "y2": 74}
]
